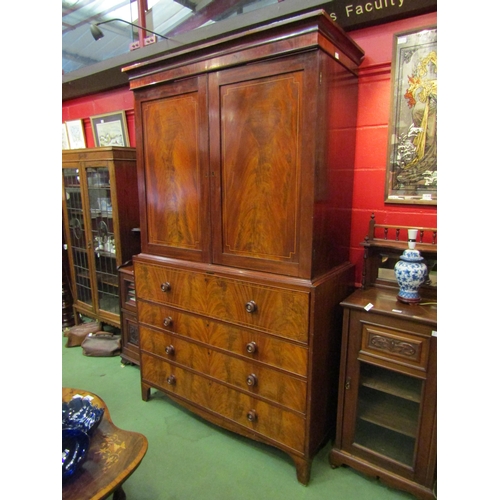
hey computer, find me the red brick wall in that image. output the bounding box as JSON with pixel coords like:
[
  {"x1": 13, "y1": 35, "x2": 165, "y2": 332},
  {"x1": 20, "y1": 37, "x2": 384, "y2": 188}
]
[{"x1": 62, "y1": 11, "x2": 437, "y2": 284}]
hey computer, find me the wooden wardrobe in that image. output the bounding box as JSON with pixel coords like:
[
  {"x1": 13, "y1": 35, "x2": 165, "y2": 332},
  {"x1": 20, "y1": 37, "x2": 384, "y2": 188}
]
[{"x1": 124, "y1": 9, "x2": 364, "y2": 484}]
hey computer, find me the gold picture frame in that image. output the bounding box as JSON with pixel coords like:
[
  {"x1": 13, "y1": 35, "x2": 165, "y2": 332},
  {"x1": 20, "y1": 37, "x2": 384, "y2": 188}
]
[{"x1": 90, "y1": 111, "x2": 130, "y2": 147}]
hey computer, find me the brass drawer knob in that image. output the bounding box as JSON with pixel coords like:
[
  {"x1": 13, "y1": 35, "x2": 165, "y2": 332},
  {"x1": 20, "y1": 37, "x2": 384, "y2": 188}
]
[
  {"x1": 245, "y1": 301, "x2": 257, "y2": 313},
  {"x1": 246, "y1": 341, "x2": 257, "y2": 354},
  {"x1": 165, "y1": 345, "x2": 175, "y2": 356},
  {"x1": 163, "y1": 317, "x2": 173, "y2": 327},
  {"x1": 246, "y1": 409, "x2": 257, "y2": 422},
  {"x1": 246, "y1": 374, "x2": 258, "y2": 387},
  {"x1": 160, "y1": 282, "x2": 171, "y2": 292},
  {"x1": 166, "y1": 374, "x2": 176, "y2": 386}
]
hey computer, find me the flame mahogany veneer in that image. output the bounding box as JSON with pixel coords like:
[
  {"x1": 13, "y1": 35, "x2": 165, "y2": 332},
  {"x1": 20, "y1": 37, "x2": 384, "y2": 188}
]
[{"x1": 124, "y1": 10, "x2": 364, "y2": 484}]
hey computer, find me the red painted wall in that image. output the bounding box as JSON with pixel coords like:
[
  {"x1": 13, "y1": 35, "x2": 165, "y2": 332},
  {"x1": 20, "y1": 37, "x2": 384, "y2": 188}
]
[
  {"x1": 62, "y1": 11, "x2": 437, "y2": 285},
  {"x1": 62, "y1": 87, "x2": 136, "y2": 148},
  {"x1": 348, "y1": 11, "x2": 437, "y2": 285}
]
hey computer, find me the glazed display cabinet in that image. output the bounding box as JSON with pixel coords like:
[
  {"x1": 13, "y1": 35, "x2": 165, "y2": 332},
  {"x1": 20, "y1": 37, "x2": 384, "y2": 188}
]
[
  {"x1": 124, "y1": 9, "x2": 364, "y2": 484},
  {"x1": 62, "y1": 147, "x2": 140, "y2": 328}
]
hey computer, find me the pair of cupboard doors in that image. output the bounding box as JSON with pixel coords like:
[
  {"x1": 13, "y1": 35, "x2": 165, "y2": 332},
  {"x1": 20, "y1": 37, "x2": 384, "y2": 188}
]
[{"x1": 134, "y1": 48, "x2": 359, "y2": 280}]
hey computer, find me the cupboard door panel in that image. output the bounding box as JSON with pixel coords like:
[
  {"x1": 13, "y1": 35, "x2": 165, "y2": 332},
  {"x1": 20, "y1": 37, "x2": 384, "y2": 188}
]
[
  {"x1": 220, "y1": 73, "x2": 301, "y2": 260},
  {"x1": 209, "y1": 56, "x2": 318, "y2": 277},
  {"x1": 138, "y1": 76, "x2": 210, "y2": 261}
]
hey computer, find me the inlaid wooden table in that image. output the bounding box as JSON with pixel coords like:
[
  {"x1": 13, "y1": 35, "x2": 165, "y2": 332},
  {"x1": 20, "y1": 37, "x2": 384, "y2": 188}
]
[{"x1": 62, "y1": 387, "x2": 148, "y2": 500}]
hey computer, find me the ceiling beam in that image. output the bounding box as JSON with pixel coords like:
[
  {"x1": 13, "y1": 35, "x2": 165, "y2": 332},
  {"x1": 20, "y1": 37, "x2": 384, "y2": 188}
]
[{"x1": 166, "y1": 0, "x2": 259, "y2": 36}]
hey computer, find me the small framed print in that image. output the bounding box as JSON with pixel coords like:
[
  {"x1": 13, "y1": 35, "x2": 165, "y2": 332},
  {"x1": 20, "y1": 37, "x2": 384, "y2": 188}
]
[
  {"x1": 385, "y1": 26, "x2": 437, "y2": 205},
  {"x1": 90, "y1": 111, "x2": 130, "y2": 147},
  {"x1": 66, "y1": 119, "x2": 86, "y2": 149},
  {"x1": 62, "y1": 123, "x2": 70, "y2": 150}
]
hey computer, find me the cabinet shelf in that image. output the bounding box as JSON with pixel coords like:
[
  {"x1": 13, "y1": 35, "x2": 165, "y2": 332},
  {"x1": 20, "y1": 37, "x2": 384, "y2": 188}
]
[
  {"x1": 96, "y1": 273, "x2": 118, "y2": 287},
  {"x1": 355, "y1": 420, "x2": 415, "y2": 466},
  {"x1": 357, "y1": 387, "x2": 419, "y2": 438},
  {"x1": 94, "y1": 250, "x2": 116, "y2": 258},
  {"x1": 361, "y1": 364, "x2": 422, "y2": 403},
  {"x1": 75, "y1": 270, "x2": 91, "y2": 281},
  {"x1": 91, "y1": 213, "x2": 113, "y2": 219}
]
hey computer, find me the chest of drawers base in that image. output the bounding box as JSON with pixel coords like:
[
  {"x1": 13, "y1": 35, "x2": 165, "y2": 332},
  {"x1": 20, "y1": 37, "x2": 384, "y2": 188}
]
[{"x1": 135, "y1": 254, "x2": 354, "y2": 484}]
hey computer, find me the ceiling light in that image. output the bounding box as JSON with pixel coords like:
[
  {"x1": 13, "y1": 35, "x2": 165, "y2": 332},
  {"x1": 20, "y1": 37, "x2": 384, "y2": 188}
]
[{"x1": 90, "y1": 18, "x2": 169, "y2": 41}]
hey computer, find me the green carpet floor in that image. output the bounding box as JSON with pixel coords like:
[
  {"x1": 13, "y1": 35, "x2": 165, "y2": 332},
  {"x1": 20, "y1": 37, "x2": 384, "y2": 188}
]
[{"x1": 62, "y1": 334, "x2": 416, "y2": 500}]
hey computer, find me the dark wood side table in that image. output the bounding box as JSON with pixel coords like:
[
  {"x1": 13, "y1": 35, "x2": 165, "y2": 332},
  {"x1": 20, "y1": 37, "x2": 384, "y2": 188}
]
[
  {"x1": 329, "y1": 215, "x2": 437, "y2": 499},
  {"x1": 62, "y1": 387, "x2": 148, "y2": 500}
]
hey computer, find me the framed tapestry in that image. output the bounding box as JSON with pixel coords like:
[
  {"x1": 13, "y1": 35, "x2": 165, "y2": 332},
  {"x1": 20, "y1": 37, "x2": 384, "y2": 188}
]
[
  {"x1": 385, "y1": 26, "x2": 437, "y2": 205},
  {"x1": 90, "y1": 111, "x2": 130, "y2": 147}
]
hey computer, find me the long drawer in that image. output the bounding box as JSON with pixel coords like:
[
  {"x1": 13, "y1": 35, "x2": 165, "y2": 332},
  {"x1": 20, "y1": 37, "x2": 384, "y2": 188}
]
[
  {"x1": 138, "y1": 301, "x2": 308, "y2": 377},
  {"x1": 134, "y1": 261, "x2": 310, "y2": 342},
  {"x1": 141, "y1": 325, "x2": 307, "y2": 413},
  {"x1": 141, "y1": 351, "x2": 306, "y2": 453}
]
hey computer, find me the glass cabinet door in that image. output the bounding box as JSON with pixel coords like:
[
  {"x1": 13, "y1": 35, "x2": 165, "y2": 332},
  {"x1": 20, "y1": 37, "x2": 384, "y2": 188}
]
[
  {"x1": 86, "y1": 166, "x2": 120, "y2": 315},
  {"x1": 63, "y1": 168, "x2": 93, "y2": 307},
  {"x1": 352, "y1": 362, "x2": 423, "y2": 468}
]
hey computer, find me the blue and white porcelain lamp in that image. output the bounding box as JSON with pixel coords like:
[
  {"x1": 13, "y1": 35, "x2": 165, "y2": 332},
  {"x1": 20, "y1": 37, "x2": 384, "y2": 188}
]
[{"x1": 394, "y1": 229, "x2": 427, "y2": 304}]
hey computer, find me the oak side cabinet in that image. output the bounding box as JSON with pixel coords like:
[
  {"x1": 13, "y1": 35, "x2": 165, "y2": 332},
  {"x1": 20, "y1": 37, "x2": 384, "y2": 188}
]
[
  {"x1": 329, "y1": 216, "x2": 437, "y2": 499},
  {"x1": 124, "y1": 9, "x2": 364, "y2": 485}
]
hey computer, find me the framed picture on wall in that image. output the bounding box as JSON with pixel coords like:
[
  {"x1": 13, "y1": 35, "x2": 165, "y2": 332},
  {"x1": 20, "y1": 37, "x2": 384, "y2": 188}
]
[
  {"x1": 385, "y1": 26, "x2": 437, "y2": 205},
  {"x1": 66, "y1": 119, "x2": 86, "y2": 149},
  {"x1": 90, "y1": 111, "x2": 130, "y2": 147},
  {"x1": 62, "y1": 123, "x2": 70, "y2": 150}
]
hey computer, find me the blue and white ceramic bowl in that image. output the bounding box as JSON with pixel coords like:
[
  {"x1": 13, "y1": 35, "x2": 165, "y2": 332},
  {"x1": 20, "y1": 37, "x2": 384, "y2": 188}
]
[{"x1": 62, "y1": 396, "x2": 104, "y2": 435}]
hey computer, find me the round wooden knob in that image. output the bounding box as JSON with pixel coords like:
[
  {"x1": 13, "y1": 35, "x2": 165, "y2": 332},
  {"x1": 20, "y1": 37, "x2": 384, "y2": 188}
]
[
  {"x1": 246, "y1": 374, "x2": 257, "y2": 387},
  {"x1": 245, "y1": 301, "x2": 257, "y2": 313},
  {"x1": 246, "y1": 409, "x2": 257, "y2": 422},
  {"x1": 163, "y1": 317, "x2": 173, "y2": 327},
  {"x1": 161, "y1": 282, "x2": 171, "y2": 292},
  {"x1": 166, "y1": 374, "x2": 176, "y2": 385},
  {"x1": 165, "y1": 345, "x2": 175, "y2": 355},
  {"x1": 246, "y1": 341, "x2": 257, "y2": 354}
]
